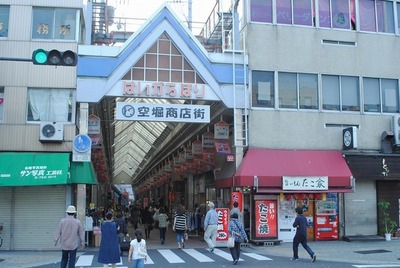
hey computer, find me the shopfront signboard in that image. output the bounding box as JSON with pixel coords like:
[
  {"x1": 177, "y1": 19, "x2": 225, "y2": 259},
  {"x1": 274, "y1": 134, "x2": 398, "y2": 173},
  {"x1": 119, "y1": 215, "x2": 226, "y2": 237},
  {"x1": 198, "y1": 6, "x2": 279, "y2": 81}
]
[
  {"x1": 254, "y1": 200, "x2": 277, "y2": 238},
  {"x1": 0, "y1": 153, "x2": 69, "y2": 186}
]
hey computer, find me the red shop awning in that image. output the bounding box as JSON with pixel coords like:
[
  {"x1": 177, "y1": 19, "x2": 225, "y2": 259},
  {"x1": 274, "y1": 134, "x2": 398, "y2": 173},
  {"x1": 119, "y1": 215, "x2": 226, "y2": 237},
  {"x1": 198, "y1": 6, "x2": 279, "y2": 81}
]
[{"x1": 233, "y1": 149, "x2": 353, "y2": 192}]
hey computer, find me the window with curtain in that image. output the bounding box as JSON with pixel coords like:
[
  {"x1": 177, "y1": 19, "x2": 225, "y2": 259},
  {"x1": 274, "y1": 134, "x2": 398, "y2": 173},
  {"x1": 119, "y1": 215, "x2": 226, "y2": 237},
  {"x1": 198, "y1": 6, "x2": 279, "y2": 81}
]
[
  {"x1": 0, "y1": 5, "x2": 9, "y2": 37},
  {"x1": 27, "y1": 89, "x2": 74, "y2": 122},
  {"x1": 32, "y1": 8, "x2": 78, "y2": 40},
  {"x1": 279, "y1": 72, "x2": 318, "y2": 109},
  {"x1": 252, "y1": 70, "x2": 275, "y2": 108}
]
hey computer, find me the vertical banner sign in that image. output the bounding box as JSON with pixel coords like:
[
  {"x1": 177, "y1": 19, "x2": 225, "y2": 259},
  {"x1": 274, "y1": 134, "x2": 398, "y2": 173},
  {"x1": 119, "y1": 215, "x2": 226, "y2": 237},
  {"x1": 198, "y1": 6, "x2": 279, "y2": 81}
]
[
  {"x1": 230, "y1": 192, "x2": 243, "y2": 222},
  {"x1": 216, "y1": 208, "x2": 229, "y2": 242},
  {"x1": 255, "y1": 200, "x2": 277, "y2": 238}
]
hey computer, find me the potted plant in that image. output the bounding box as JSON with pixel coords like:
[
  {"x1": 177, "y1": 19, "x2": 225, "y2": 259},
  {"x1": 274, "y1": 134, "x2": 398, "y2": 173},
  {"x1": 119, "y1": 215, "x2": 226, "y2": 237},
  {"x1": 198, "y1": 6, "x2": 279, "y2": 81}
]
[{"x1": 378, "y1": 201, "x2": 398, "y2": 241}]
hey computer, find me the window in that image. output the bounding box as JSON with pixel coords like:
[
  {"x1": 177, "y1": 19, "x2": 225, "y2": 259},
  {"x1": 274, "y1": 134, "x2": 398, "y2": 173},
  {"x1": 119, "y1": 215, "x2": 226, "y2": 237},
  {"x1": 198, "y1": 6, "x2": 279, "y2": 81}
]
[
  {"x1": 251, "y1": 0, "x2": 272, "y2": 23},
  {"x1": 252, "y1": 71, "x2": 274, "y2": 108},
  {"x1": 359, "y1": 0, "x2": 394, "y2": 33},
  {"x1": 276, "y1": 0, "x2": 314, "y2": 26},
  {"x1": 125, "y1": 32, "x2": 205, "y2": 84},
  {"x1": 299, "y1": 73, "x2": 318, "y2": 109},
  {"x1": 382, "y1": 79, "x2": 398, "y2": 113},
  {"x1": 279, "y1": 72, "x2": 318, "y2": 109},
  {"x1": 320, "y1": 0, "x2": 355, "y2": 30},
  {"x1": 322, "y1": 75, "x2": 360, "y2": 111},
  {"x1": 0, "y1": 87, "x2": 4, "y2": 121},
  {"x1": 0, "y1": 6, "x2": 9, "y2": 37},
  {"x1": 363, "y1": 77, "x2": 381, "y2": 112},
  {"x1": 27, "y1": 89, "x2": 74, "y2": 122},
  {"x1": 397, "y1": 2, "x2": 400, "y2": 33},
  {"x1": 32, "y1": 8, "x2": 78, "y2": 40}
]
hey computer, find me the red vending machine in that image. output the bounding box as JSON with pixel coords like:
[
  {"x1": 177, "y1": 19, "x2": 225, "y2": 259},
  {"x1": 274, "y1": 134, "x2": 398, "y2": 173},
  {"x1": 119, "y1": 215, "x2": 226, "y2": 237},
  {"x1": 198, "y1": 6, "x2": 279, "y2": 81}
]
[{"x1": 314, "y1": 193, "x2": 339, "y2": 240}]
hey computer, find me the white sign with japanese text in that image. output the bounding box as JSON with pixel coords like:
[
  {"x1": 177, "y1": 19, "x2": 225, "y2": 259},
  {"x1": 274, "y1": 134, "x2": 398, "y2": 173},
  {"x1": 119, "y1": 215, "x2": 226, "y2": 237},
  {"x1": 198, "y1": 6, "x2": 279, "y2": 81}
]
[
  {"x1": 116, "y1": 102, "x2": 210, "y2": 123},
  {"x1": 282, "y1": 176, "x2": 328, "y2": 191}
]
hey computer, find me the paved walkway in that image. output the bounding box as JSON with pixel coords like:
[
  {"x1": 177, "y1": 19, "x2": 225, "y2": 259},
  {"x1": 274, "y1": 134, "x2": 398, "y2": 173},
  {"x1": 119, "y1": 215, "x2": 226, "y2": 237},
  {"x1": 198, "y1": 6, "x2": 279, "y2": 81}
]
[{"x1": 1, "y1": 225, "x2": 400, "y2": 267}]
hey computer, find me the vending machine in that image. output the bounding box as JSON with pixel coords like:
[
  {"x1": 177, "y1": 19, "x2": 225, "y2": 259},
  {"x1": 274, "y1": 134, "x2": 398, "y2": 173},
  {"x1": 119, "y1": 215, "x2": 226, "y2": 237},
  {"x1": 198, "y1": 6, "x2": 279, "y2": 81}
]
[
  {"x1": 314, "y1": 194, "x2": 339, "y2": 240},
  {"x1": 278, "y1": 200, "x2": 296, "y2": 242}
]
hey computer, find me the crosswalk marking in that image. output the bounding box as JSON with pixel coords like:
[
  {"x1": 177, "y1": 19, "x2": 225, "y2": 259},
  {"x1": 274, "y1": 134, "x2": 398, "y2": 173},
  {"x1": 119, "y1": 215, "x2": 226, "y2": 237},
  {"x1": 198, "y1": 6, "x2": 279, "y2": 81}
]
[
  {"x1": 212, "y1": 248, "x2": 243, "y2": 261},
  {"x1": 75, "y1": 255, "x2": 94, "y2": 266},
  {"x1": 242, "y1": 252, "x2": 273, "y2": 260},
  {"x1": 74, "y1": 248, "x2": 272, "y2": 266},
  {"x1": 182, "y1": 248, "x2": 215, "y2": 262},
  {"x1": 159, "y1": 249, "x2": 185, "y2": 263}
]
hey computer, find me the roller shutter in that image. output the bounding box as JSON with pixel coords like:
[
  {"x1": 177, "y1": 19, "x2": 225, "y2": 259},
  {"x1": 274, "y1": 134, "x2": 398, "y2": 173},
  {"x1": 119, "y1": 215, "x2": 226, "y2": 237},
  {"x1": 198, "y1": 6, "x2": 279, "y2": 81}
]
[
  {"x1": 0, "y1": 187, "x2": 12, "y2": 250},
  {"x1": 14, "y1": 186, "x2": 66, "y2": 250}
]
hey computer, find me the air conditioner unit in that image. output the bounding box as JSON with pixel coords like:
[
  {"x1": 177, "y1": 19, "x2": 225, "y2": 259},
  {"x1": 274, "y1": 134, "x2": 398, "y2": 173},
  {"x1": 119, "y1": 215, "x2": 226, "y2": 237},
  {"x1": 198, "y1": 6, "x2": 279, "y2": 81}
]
[
  {"x1": 39, "y1": 122, "x2": 64, "y2": 143},
  {"x1": 392, "y1": 115, "x2": 400, "y2": 145}
]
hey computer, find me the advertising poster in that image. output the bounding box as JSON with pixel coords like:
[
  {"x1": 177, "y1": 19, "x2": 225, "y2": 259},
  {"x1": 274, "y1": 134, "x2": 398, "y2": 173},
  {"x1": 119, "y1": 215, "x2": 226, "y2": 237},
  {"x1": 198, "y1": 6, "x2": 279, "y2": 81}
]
[
  {"x1": 230, "y1": 191, "x2": 243, "y2": 221},
  {"x1": 255, "y1": 200, "x2": 277, "y2": 238},
  {"x1": 216, "y1": 208, "x2": 229, "y2": 242}
]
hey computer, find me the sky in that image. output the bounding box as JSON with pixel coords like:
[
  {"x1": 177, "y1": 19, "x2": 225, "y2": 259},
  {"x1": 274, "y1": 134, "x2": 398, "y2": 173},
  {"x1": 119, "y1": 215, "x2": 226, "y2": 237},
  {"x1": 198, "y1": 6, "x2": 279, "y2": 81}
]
[{"x1": 107, "y1": 0, "x2": 232, "y2": 35}]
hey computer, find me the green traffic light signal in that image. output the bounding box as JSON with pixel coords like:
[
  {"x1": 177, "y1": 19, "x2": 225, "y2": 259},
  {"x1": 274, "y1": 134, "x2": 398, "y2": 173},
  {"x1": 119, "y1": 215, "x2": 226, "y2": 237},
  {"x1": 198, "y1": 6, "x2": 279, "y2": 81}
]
[
  {"x1": 32, "y1": 49, "x2": 77, "y2": 66},
  {"x1": 32, "y1": 49, "x2": 48, "y2": 65}
]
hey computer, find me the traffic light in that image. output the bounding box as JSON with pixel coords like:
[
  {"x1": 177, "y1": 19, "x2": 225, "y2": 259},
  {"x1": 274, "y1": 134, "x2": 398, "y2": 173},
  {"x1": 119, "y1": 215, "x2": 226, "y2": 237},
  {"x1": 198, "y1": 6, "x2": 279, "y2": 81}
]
[{"x1": 32, "y1": 49, "x2": 78, "y2": 66}]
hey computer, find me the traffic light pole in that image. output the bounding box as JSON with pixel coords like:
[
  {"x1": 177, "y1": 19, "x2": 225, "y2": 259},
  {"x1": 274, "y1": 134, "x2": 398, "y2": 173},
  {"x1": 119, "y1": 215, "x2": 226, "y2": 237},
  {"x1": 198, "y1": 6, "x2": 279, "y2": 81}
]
[{"x1": 0, "y1": 57, "x2": 32, "y2": 62}]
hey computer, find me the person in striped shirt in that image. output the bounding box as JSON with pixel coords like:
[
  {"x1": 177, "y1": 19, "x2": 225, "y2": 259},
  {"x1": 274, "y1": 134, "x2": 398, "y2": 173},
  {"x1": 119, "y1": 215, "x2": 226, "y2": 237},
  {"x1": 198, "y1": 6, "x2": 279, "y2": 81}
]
[{"x1": 173, "y1": 204, "x2": 187, "y2": 249}]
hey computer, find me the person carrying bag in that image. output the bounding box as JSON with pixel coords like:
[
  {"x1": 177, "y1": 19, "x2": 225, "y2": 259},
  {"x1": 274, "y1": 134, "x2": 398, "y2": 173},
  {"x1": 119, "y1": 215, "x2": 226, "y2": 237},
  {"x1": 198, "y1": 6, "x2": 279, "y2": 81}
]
[{"x1": 227, "y1": 213, "x2": 248, "y2": 265}]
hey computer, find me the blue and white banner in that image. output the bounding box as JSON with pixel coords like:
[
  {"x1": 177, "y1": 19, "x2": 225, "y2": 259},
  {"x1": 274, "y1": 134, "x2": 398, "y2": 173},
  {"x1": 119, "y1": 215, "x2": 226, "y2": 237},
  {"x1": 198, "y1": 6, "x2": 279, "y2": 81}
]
[{"x1": 116, "y1": 102, "x2": 210, "y2": 123}]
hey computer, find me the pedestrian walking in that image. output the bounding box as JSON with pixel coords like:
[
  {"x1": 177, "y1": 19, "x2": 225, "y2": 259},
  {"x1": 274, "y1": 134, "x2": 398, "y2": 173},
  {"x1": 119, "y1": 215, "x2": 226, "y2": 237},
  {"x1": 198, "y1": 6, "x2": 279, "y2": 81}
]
[
  {"x1": 228, "y1": 213, "x2": 248, "y2": 265},
  {"x1": 203, "y1": 201, "x2": 218, "y2": 252},
  {"x1": 115, "y1": 212, "x2": 127, "y2": 243},
  {"x1": 155, "y1": 207, "x2": 168, "y2": 244},
  {"x1": 172, "y1": 204, "x2": 187, "y2": 249},
  {"x1": 54, "y1": 205, "x2": 85, "y2": 268},
  {"x1": 128, "y1": 229, "x2": 147, "y2": 268},
  {"x1": 291, "y1": 207, "x2": 316, "y2": 262},
  {"x1": 141, "y1": 206, "x2": 154, "y2": 239},
  {"x1": 98, "y1": 212, "x2": 121, "y2": 268}
]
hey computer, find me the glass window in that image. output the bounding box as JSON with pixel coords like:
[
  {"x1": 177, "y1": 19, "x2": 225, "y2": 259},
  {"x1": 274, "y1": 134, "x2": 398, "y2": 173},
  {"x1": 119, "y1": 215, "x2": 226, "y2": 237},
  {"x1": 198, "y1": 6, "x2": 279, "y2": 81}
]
[
  {"x1": 299, "y1": 73, "x2": 318, "y2": 109},
  {"x1": 382, "y1": 79, "x2": 398, "y2": 113},
  {"x1": 359, "y1": 0, "x2": 394, "y2": 33},
  {"x1": 0, "y1": 6, "x2": 9, "y2": 37},
  {"x1": 129, "y1": 32, "x2": 204, "y2": 83},
  {"x1": 319, "y1": 0, "x2": 332, "y2": 28},
  {"x1": 363, "y1": 77, "x2": 381, "y2": 112},
  {"x1": 27, "y1": 89, "x2": 74, "y2": 122},
  {"x1": 250, "y1": 0, "x2": 272, "y2": 23},
  {"x1": 277, "y1": 0, "x2": 292, "y2": 24},
  {"x1": 331, "y1": 0, "x2": 354, "y2": 30},
  {"x1": 252, "y1": 71, "x2": 274, "y2": 108},
  {"x1": 32, "y1": 8, "x2": 77, "y2": 40},
  {"x1": 397, "y1": 3, "x2": 400, "y2": 33},
  {"x1": 279, "y1": 72, "x2": 297, "y2": 109},
  {"x1": 322, "y1": 75, "x2": 360, "y2": 111},
  {"x1": 322, "y1": 75, "x2": 340, "y2": 110},
  {"x1": 341, "y1": 76, "x2": 360, "y2": 111},
  {"x1": 0, "y1": 87, "x2": 4, "y2": 121},
  {"x1": 293, "y1": 0, "x2": 314, "y2": 26}
]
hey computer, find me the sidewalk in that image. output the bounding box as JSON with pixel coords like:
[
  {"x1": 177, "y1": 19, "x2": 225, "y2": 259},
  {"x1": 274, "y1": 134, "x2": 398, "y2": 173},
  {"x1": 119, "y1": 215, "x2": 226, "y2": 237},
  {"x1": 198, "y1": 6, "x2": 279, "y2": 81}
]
[{"x1": 1, "y1": 225, "x2": 400, "y2": 267}]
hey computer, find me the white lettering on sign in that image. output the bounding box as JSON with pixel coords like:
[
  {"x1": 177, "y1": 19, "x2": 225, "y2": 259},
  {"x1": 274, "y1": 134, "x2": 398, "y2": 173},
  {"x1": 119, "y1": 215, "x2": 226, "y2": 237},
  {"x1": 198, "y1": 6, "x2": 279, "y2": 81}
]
[
  {"x1": 282, "y1": 176, "x2": 328, "y2": 190},
  {"x1": 123, "y1": 81, "x2": 205, "y2": 99},
  {"x1": 116, "y1": 102, "x2": 210, "y2": 123},
  {"x1": 19, "y1": 166, "x2": 63, "y2": 179}
]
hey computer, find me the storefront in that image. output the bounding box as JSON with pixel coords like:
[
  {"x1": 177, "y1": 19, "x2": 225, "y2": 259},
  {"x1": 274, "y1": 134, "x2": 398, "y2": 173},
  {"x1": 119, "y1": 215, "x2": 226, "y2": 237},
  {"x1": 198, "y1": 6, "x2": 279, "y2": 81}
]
[
  {"x1": 217, "y1": 149, "x2": 354, "y2": 242},
  {"x1": 0, "y1": 152, "x2": 97, "y2": 250}
]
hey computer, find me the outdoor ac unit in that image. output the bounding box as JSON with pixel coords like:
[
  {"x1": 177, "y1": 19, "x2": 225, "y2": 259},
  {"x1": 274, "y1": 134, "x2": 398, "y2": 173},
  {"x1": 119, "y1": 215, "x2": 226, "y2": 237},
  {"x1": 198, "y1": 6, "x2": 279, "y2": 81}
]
[{"x1": 39, "y1": 122, "x2": 64, "y2": 143}]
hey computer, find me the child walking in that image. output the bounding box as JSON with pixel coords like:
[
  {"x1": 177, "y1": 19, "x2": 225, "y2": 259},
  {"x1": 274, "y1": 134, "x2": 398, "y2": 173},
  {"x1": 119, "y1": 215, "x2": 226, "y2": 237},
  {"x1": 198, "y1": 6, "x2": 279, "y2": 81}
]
[{"x1": 128, "y1": 229, "x2": 147, "y2": 268}]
